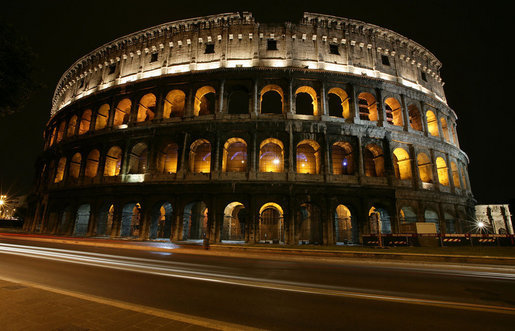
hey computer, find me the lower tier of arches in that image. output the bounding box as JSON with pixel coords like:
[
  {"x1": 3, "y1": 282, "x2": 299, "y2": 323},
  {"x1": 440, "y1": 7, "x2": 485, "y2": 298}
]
[{"x1": 24, "y1": 183, "x2": 475, "y2": 245}]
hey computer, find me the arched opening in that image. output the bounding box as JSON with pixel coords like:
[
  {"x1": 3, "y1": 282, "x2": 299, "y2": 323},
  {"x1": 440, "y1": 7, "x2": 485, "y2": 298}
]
[
  {"x1": 194, "y1": 86, "x2": 216, "y2": 116},
  {"x1": 440, "y1": 118, "x2": 450, "y2": 142},
  {"x1": 436, "y1": 157, "x2": 449, "y2": 186},
  {"x1": 327, "y1": 88, "x2": 350, "y2": 118},
  {"x1": 163, "y1": 90, "x2": 186, "y2": 118},
  {"x1": 104, "y1": 146, "x2": 122, "y2": 176},
  {"x1": 259, "y1": 202, "x2": 284, "y2": 243},
  {"x1": 113, "y1": 98, "x2": 132, "y2": 126},
  {"x1": 461, "y1": 165, "x2": 468, "y2": 190},
  {"x1": 451, "y1": 161, "x2": 460, "y2": 188},
  {"x1": 335, "y1": 204, "x2": 355, "y2": 244},
  {"x1": 96, "y1": 204, "x2": 114, "y2": 237},
  {"x1": 56, "y1": 121, "x2": 66, "y2": 143},
  {"x1": 137, "y1": 93, "x2": 156, "y2": 122},
  {"x1": 426, "y1": 110, "x2": 439, "y2": 137},
  {"x1": 358, "y1": 92, "x2": 378, "y2": 121},
  {"x1": 150, "y1": 202, "x2": 173, "y2": 239},
  {"x1": 69, "y1": 153, "x2": 81, "y2": 179},
  {"x1": 67, "y1": 115, "x2": 78, "y2": 137},
  {"x1": 384, "y1": 97, "x2": 403, "y2": 126},
  {"x1": 54, "y1": 157, "x2": 66, "y2": 183},
  {"x1": 190, "y1": 139, "x2": 211, "y2": 173},
  {"x1": 295, "y1": 86, "x2": 318, "y2": 115},
  {"x1": 417, "y1": 153, "x2": 433, "y2": 183},
  {"x1": 74, "y1": 204, "x2": 91, "y2": 236},
  {"x1": 121, "y1": 203, "x2": 142, "y2": 237},
  {"x1": 296, "y1": 140, "x2": 321, "y2": 174},
  {"x1": 332, "y1": 142, "x2": 353, "y2": 175},
  {"x1": 425, "y1": 209, "x2": 440, "y2": 233},
  {"x1": 157, "y1": 143, "x2": 178, "y2": 174},
  {"x1": 408, "y1": 105, "x2": 423, "y2": 131},
  {"x1": 369, "y1": 206, "x2": 391, "y2": 234},
  {"x1": 392, "y1": 148, "x2": 412, "y2": 180},
  {"x1": 452, "y1": 125, "x2": 459, "y2": 146},
  {"x1": 228, "y1": 87, "x2": 249, "y2": 115},
  {"x1": 444, "y1": 212, "x2": 456, "y2": 234},
  {"x1": 399, "y1": 206, "x2": 417, "y2": 224},
  {"x1": 94, "y1": 104, "x2": 110, "y2": 130},
  {"x1": 298, "y1": 203, "x2": 322, "y2": 244},
  {"x1": 79, "y1": 109, "x2": 92, "y2": 135},
  {"x1": 222, "y1": 202, "x2": 246, "y2": 241},
  {"x1": 57, "y1": 206, "x2": 74, "y2": 235},
  {"x1": 49, "y1": 127, "x2": 57, "y2": 146},
  {"x1": 260, "y1": 85, "x2": 283, "y2": 114},
  {"x1": 259, "y1": 138, "x2": 284, "y2": 172},
  {"x1": 183, "y1": 201, "x2": 208, "y2": 240},
  {"x1": 364, "y1": 144, "x2": 385, "y2": 177},
  {"x1": 85, "y1": 149, "x2": 100, "y2": 178},
  {"x1": 128, "y1": 143, "x2": 148, "y2": 174},
  {"x1": 222, "y1": 138, "x2": 247, "y2": 172}
]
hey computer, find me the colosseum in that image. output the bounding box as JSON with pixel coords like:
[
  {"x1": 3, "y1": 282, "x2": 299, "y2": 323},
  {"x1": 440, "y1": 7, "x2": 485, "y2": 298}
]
[{"x1": 24, "y1": 12, "x2": 475, "y2": 245}]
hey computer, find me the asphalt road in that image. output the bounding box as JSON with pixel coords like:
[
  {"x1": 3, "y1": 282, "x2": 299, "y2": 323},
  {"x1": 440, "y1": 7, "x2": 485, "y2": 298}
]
[{"x1": 1, "y1": 237, "x2": 515, "y2": 330}]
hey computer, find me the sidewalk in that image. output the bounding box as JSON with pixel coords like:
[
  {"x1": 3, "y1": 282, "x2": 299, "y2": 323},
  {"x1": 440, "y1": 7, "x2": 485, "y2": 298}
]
[
  {"x1": 2, "y1": 231, "x2": 515, "y2": 266},
  {"x1": 0, "y1": 278, "x2": 213, "y2": 331}
]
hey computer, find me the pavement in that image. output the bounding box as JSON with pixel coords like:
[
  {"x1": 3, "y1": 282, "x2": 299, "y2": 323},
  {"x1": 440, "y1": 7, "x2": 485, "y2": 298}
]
[
  {"x1": 1, "y1": 231, "x2": 515, "y2": 265},
  {"x1": 0, "y1": 278, "x2": 213, "y2": 331}
]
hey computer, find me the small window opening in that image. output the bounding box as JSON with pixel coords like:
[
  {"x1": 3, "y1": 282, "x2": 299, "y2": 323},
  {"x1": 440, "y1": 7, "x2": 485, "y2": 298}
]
[
  {"x1": 329, "y1": 44, "x2": 339, "y2": 55},
  {"x1": 108, "y1": 64, "x2": 116, "y2": 75},
  {"x1": 205, "y1": 43, "x2": 215, "y2": 54},
  {"x1": 421, "y1": 71, "x2": 427, "y2": 82},
  {"x1": 267, "y1": 39, "x2": 277, "y2": 51},
  {"x1": 79, "y1": 79, "x2": 85, "y2": 88},
  {"x1": 150, "y1": 53, "x2": 158, "y2": 63},
  {"x1": 381, "y1": 55, "x2": 390, "y2": 66}
]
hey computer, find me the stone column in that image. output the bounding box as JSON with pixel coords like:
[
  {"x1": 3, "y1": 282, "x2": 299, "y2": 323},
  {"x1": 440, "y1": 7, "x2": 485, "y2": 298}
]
[
  {"x1": 319, "y1": 81, "x2": 327, "y2": 116},
  {"x1": 357, "y1": 135, "x2": 365, "y2": 177},
  {"x1": 375, "y1": 88, "x2": 385, "y2": 126},
  {"x1": 218, "y1": 79, "x2": 225, "y2": 116},
  {"x1": 445, "y1": 153, "x2": 455, "y2": 193},
  {"x1": 400, "y1": 94, "x2": 410, "y2": 131},
  {"x1": 349, "y1": 84, "x2": 360, "y2": 123},
  {"x1": 154, "y1": 90, "x2": 165, "y2": 120}
]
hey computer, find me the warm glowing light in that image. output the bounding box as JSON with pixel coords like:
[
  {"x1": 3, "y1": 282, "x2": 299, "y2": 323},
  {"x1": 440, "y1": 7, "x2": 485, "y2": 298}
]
[
  {"x1": 273, "y1": 158, "x2": 280, "y2": 165},
  {"x1": 477, "y1": 221, "x2": 485, "y2": 228}
]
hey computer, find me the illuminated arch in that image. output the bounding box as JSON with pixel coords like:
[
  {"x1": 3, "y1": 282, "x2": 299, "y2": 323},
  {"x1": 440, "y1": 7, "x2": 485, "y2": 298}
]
[
  {"x1": 450, "y1": 161, "x2": 460, "y2": 188},
  {"x1": 54, "y1": 157, "x2": 66, "y2": 183},
  {"x1": 222, "y1": 202, "x2": 246, "y2": 241},
  {"x1": 408, "y1": 104, "x2": 423, "y2": 131},
  {"x1": 327, "y1": 88, "x2": 350, "y2": 118},
  {"x1": 222, "y1": 138, "x2": 247, "y2": 172},
  {"x1": 335, "y1": 204, "x2": 353, "y2": 243},
  {"x1": 49, "y1": 126, "x2": 57, "y2": 146},
  {"x1": 128, "y1": 143, "x2": 148, "y2": 174},
  {"x1": 399, "y1": 206, "x2": 417, "y2": 224},
  {"x1": 67, "y1": 115, "x2": 78, "y2": 137},
  {"x1": 259, "y1": 138, "x2": 284, "y2": 172},
  {"x1": 190, "y1": 139, "x2": 211, "y2": 173},
  {"x1": 79, "y1": 109, "x2": 92, "y2": 135},
  {"x1": 384, "y1": 97, "x2": 403, "y2": 126},
  {"x1": 436, "y1": 157, "x2": 449, "y2": 186},
  {"x1": 364, "y1": 144, "x2": 385, "y2": 177},
  {"x1": 259, "y1": 202, "x2": 284, "y2": 242},
  {"x1": 137, "y1": 93, "x2": 156, "y2": 122},
  {"x1": 417, "y1": 153, "x2": 433, "y2": 183},
  {"x1": 296, "y1": 139, "x2": 321, "y2": 174},
  {"x1": 260, "y1": 84, "x2": 284, "y2": 114},
  {"x1": 440, "y1": 118, "x2": 450, "y2": 142},
  {"x1": 56, "y1": 121, "x2": 66, "y2": 143},
  {"x1": 461, "y1": 164, "x2": 468, "y2": 190},
  {"x1": 113, "y1": 98, "x2": 131, "y2": 126},
  {"x1": 158, "y1": 143, "x2": 179, "y2": 174},
  {"x1": 358, "y1": 92, "x2": 378, "y2": 121},
  {"x1": 369, "y1": 206, "x2": 391, "y2": 234},
  {"x1": 392, "y1": 148, "x2": 412, "y2": 180},
  {"x1": 332, "y1": 142, "x2": 353, "y2": 175},
  {"x1": 194, "y1": 86, "x2": 216, "y2": 116},
  {"x1": 95, "y1": 104, "x2": 110, "y2": 130},
  {"x1": 104, "y1": 146, "x2": 122, "y2": 176},
  {"x1": 85, "y1": 149, "x2": 100, "y2": 178},
  {"x1": 69, "y1": 153, "x2": 82, "y2": 179},
  {"x1": 163, "y1": 90, "x2": 186, "y2": 118},
  {"x1": 426, "y1": 110, "x2": 439, "y2": 137},
  {"x1": 295, "y1": 86, "x2": 318, "y2": 115}
]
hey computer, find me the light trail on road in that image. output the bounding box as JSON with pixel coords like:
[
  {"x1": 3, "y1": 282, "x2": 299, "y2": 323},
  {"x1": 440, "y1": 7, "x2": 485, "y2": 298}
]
[{"x1": 2, "y1": 242, "x2": 515, "y2": 315}]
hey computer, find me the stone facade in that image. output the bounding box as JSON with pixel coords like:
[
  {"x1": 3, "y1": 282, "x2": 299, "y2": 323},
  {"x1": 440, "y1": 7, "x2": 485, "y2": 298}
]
[
  {"x1": 24, "y1": 12, "x2": 475, "y2": 244},
  {"x1": 475, "y1": 205, "x2": 514, "y2": 235}
]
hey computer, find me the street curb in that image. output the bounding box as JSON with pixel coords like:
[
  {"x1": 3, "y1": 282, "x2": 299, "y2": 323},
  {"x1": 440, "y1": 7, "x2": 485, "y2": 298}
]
[{"x1": 2, "y1": 233, "x2": 515, "y2": 265}]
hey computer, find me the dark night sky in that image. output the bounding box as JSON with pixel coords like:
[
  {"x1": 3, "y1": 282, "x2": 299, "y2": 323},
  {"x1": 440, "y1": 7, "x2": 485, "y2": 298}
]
[{"x1": 1, "y1": 0, "x2": 513, "y2": 204}]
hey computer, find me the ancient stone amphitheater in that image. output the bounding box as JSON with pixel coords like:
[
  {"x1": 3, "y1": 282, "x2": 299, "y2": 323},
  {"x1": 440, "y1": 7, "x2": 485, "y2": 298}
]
[{"x1": 25, "y1": 12, "x2": 475, "y2": 244}]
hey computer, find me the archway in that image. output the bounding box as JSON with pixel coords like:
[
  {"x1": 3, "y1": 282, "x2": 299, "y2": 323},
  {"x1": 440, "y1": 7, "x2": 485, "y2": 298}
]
[
  {"x1": 137, "y1": 93, "x2": 156, "y2": 122},
  {"x1": 121, "y1": 203, "x2": 142, "y2": 237},
  {"x1": 104, "y1": 146, "x2": 122, "y2": 176},
  {"x1": 128, "y1": 143, "x2": 148, "y2": 174},
  {"x1": 74, "y1": 204, "x2": 91, "y2": 236},
  {"x1": 259, "y1": 202, "x2": 284, "y2": 243},
  {"x1": 222, "y1": 138, "x2": 247, "y2": 172},
  {"x1": 260, "y1": 85, "x2": 283, "y2": 114},
  {"x1": 408, "y1": 104, "x2": 423, "y2": 131},
  {"x1": 296, "y1": 140, "x2": 321, "y2": 174},
  {"x1": 190, "y1": 139, "x2": 211, "y2": 173},
  {"x1": 194, "y1": 86, "x2": 216, "y2": 116},
  {"x1": 163, "y1": 90, "x2": 186, "y2": 118},
  {"x1": 79, "y1": 109, "x2": 92, "y2": 135},
  {"x1": 384, "y1": 97, "x2": 403, "y2": 126},
  {"x1": 425, "y1": 209, "x2": 440, "y2": 233},
  {"x1": 95, "y1": 104, "x2": 110, "y2": 130},
  {"x1": 369, "y1": 206, "x2": 391, "y2": 234},
  {"x1": 259, "y1": 138, "x2": 284, "y2": 172},
  {"x1": 335, "y1": 204, "x2": 355, "y2": 244},
  {"x1": 228, "y1": 87, "x2": 249, "y2": 115},
  {"x1": 183, "y1": 201, "x2": 208, "y2": 240},
  {"x1": 426, "y1": 110, "x2": 439, "y2": 137},
  {"x1": 222, "y1": 202, "x2": 246, "y2": 241},
  {"x1": 113, "y1": 99, "x2": 131, "y2": 125},
  {"x1": 150, "y1": 202, "x2": 173, "y2": 239},
  {"x1": 295, "y1": 86, "x2": 318, "y2": 115},
  {"x1": 364, "y1": 144, "x2": 385, "y2": 177},
  {"x1": 332, "y1": 142, "x2": 353, "y2": 175},
  {"x1": 327, "y1": 88, "x2": 350, "y2": 118},
  {"x1": 358, "y1": 92, "x2": 378, "y2": 121},
  {"x1": 392, "y1": 148, "x2": 412, "y2": 180}
]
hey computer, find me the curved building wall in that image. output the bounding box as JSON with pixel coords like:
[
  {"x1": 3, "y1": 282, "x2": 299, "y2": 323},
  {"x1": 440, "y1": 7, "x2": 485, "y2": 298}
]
[{"x1": 26, "y1": 12, "x2": 474, "y2": 244}]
